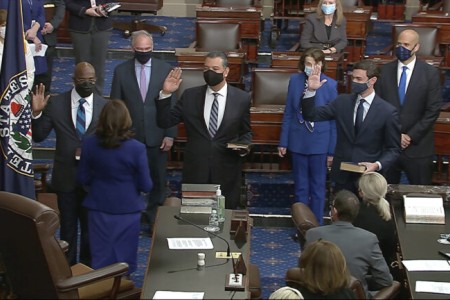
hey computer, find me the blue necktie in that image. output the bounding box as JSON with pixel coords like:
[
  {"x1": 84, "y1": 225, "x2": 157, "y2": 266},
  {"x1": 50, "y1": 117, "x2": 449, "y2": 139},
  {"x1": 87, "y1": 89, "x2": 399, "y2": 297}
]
[
  {"x1": 398, "y1": 66, "x2": 407, "y2": 105},
  {"x1": 354, "y1": 99, "x2": 365, "y2": 135},
  {"x1": 209, "y1": 93, "x2": 219, "y2": 138},
  {"x1": 76, "y1": 98, "x2": 86, "y2": 138}
]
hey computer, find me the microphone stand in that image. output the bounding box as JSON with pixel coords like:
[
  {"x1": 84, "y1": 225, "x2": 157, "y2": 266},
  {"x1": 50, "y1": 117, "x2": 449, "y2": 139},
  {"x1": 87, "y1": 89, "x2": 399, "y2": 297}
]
[{"x1": 173, "y1": 215, "x2": 245, "y2": 291}]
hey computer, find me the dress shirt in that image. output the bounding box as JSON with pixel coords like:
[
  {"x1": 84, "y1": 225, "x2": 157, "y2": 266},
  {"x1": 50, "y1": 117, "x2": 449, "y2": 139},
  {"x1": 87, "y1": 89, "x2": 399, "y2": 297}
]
[
  {"x1": 71, "y1": 89, "x2": 93, "y2": 130},
  {"x1": 135, "y1": 59, "x2": 151, "y2": 91},
  {"x1": 397, "y1": 57, "x2": 416, "y2": 92},
  {"x1": 204, "y1": 84, "x2": 227, "y2": 131},
  {"x1": 353, "y1": 91, "x2": 374, "y2": 124}
]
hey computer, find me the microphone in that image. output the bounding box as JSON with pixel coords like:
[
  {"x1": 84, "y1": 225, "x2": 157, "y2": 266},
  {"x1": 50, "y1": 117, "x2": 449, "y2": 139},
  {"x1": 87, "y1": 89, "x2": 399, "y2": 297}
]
[
  {"x1": 173, "y1": 215, "x2": 231, "y2": 257},
  {"x1": 174, "y1": 214, "x2": 245, "y2": 290}
]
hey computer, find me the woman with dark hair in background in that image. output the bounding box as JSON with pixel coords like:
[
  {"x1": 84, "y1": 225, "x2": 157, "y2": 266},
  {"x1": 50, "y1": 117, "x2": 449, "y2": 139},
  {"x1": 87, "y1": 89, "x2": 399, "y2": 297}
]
[
  {"x1": 278, "y1": 47, "x2": 337, "y2": 224},
  {"x1": 77, "y1": 99, "x2": 152, "y2": 274}
]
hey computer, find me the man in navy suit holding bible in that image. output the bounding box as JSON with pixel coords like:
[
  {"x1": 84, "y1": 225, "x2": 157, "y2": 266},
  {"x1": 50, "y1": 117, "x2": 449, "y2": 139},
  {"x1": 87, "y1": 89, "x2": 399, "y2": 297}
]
[{"x1": 302, "y1": 59, "x2": 401, "y2": 194}]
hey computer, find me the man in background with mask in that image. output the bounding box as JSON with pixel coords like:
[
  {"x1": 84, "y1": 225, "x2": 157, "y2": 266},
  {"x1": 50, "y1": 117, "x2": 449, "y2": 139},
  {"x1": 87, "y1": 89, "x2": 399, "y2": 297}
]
[
  {"x1": 376, "y1": 29, "x2": 442, "y2": 185},
  {"x1": 32, "y1": 62, "x2": 107, "y2": 266},
  {"x1": 110, "y1": 30, "x2": 176, "y2": 233},
  {"x1": 155, "y1": 51, "x2": 252, "y2": 209},
  {"x1": 301, "y1": 59, "x2": 401, "y2": 194}
]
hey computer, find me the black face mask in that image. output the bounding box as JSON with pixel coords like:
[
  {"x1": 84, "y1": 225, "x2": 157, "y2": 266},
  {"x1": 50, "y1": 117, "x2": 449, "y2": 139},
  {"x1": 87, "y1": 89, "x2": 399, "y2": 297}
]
[
  {"x1": 134, "y1": 51, "x2": 152, "y2": 64},
  {"x1": 351, "y1": 81, "x2": 369, "y2": 95},
  {"x1": 203, "y1": 70, "x2": 224, "y2": 87},
  {"x1": 75, "y1": 81, "x2": 96, "y2": 97}
]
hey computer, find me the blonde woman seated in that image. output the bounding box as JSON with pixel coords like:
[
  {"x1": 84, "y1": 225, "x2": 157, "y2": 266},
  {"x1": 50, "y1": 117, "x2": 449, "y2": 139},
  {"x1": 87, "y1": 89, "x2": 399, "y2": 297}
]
[
  {"x1": 353, "y1": 172, "x2": 396, "y2": 267},
  {"x1": 293, "y1": 240, "x2": 356, "y2": 299},
  {"x1": 269, "y1": 287, "x2": 304, "y2": 299}
]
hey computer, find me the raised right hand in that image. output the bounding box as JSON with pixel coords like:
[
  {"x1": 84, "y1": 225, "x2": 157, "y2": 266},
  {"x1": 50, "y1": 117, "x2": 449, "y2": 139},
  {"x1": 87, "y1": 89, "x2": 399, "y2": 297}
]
[
  {"x1": 162, "y1": 67, "x2": 183, "y2": 94},
  {"x1": 31, "y1": 84, "x2": 50, "y2": 117}
]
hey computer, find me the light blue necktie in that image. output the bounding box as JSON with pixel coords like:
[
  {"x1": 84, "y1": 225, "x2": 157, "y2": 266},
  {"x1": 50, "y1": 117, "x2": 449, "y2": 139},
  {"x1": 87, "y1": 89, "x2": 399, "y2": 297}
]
[
  {"x1": 76, "y1": 98, "x2": 86, "y2": 138},
  {"x1": 209, "y1": 93, "x2": 219, "y2": 138},
  {"x1": 398, "y1": 66, "x2": 407, "y2": 105}
]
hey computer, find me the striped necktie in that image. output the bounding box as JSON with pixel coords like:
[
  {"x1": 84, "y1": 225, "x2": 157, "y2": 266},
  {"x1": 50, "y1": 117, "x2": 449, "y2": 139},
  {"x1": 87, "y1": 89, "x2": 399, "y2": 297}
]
[
  {"x1": 76, "y1": 98, "x2": 86, "y2": 138},
  {"x1": 209, "y1": 93, "x2": 219, "y2": 138}
]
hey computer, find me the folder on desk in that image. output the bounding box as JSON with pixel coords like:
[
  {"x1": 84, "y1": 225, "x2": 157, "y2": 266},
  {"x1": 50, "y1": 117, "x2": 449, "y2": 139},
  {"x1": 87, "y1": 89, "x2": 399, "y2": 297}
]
[{"x1": 403, "y1": 194, "x2": 445, "y2": 224}]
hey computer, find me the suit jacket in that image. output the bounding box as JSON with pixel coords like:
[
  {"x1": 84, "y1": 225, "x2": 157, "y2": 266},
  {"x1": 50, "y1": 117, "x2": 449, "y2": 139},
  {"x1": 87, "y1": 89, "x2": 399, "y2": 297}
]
[
  {"x1": 305, "y1": 221, "x2": 393, "y2": 297},
  {"x1": 279, "y1": 72, "x2": 337, "y2": 155},
  {"x1": 77, "y1": 135, "x2": 153, "y2": 214},
  {"x1": 300, "y1": 13, "x2": 348, "y2": 52},
  {"x1": 32, "y1": 90, "x2": 107, "y2": 192},
  {"x1": 65, "y1": 0, "x2": 113, "y2": 32},
  {"x1": 43, "y1": 0, "x2": 66, "y2": 46},
  {"x1": 155, "y1": 84, "x2": 252, "y2": 208},
  {"x1": 353, "y1": 203, "x2": 397, "y2": 265},
  {"x1": 302, "y1": 93, "x2": 401, "y2": 185},
  {"x1": 110, "y1": 58, "x2": 177, "y2": 147},
  {"x1": 377, "y1": 59, "x2": 442, "y2": 158}
]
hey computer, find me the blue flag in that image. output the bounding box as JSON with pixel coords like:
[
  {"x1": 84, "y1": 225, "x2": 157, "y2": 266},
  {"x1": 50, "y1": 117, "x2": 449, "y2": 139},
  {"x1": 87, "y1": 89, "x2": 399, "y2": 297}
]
[{"x1": 0, "y1": 0, "x2": 35, "y2": 199}]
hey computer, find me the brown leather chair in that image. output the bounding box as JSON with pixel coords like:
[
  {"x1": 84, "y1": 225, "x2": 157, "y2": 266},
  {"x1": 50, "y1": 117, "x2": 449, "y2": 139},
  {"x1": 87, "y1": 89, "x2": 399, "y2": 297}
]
[
  {"x1": 285, "y1": 267, "x2": 401, "y2": 299},
  {"x1": 214, "y1": 0, "x2": 258, "y2": 7},
  {"x1": 290, "y1": 202, "x2": 320, "y2": 249},
  {"x1": 251, "y1": 68, "x2": 297, "y2": 107},
  {"x1": 0, "y1": 191, "x2": 140, "y2": 299},
  {"x1": 192, "y1": 21, "x2": 242, "y2": 52},
  {"x1": 112, "y1": 0, "x2": 167, "y2": 37}
]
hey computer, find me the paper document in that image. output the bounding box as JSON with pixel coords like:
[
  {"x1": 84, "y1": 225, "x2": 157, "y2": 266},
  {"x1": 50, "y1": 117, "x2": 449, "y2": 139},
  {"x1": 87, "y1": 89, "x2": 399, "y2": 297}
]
[
  {"x1": 416, "y1": 281, "x2": 450, "y2": 294},
  {"x1": 167, "y1": 238, "x2": 213, "y2": 249},
  {"x1": 28, "y1": 43, "x2": 48, "y2": 57},
  {"x1": 402, "y1": 260, "x2": 450, "y2": 271},
  {"x1": 153, "y1": 291, "x2": 204, "y2": 299}
]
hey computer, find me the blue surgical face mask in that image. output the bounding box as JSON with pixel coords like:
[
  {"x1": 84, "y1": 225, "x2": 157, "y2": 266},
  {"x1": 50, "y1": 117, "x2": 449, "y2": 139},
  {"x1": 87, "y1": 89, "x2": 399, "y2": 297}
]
[
  {"x1": 304, "y1": 66, "x2": 312, "y2": 77},
  {"x1": 395, "y1": 45, "x2": 414, "y2": 62},
  {"x1": 321, "y1": 3, "x2": 336, "y2": 15},
  {"x1": 351, "y1": 81, "x2": 369, "y2": 95}
]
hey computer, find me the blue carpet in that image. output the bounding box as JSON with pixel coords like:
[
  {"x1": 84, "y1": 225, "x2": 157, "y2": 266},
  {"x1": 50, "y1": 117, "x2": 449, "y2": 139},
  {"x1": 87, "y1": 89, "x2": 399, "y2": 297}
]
[{"x1": 132, "y1": 225, "x2": 300, "y2": 300}]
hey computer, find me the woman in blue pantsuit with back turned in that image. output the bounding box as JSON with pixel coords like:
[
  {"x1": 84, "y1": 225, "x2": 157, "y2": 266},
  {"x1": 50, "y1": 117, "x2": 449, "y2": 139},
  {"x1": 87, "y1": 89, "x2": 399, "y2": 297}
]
[
  {"x1": 278, "y1": 48, "x2": 337, "y2": 224},
  {"x1": 77, "y1": 99, "x2": 152, "y2": 274}
]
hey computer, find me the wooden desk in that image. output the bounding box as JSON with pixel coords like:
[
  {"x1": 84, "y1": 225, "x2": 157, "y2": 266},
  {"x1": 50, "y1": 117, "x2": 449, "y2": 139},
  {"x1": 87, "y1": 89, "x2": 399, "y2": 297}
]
[
  {"x1": 412, "y1": 12, "x2": 450, "y2": 67},
  {"x1": 303, "y1": 5, "x2": 373, "y2": 63},
  {"x1": 388, "y1": 185, "x2": 450, "y2": 299},
  {"x1": 175, "y1": 48, "x2": 245, "y2": 85},
  {"x1": 196, "y1": 5, "x2": 262, "y2": 62},
  {"x1": 141, "y1": 206, "x2": 251, "y2": 299},
  {"x1": 271, "y1": 52, "x2": 345, "y2": 91}
]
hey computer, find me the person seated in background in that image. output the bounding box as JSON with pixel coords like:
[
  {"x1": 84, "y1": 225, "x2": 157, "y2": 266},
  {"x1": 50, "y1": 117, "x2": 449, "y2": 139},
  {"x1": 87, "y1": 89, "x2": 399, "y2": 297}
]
[
  {"x1": 278, "y1": 47, "x2": 337, "y2": 225},
  {"x1": 300, "y1": 0, "x2": 347, "y2": 54},
  {"x1": 269, "y1": 286, "x2": 304, "y2": 299},
  {"x1": 305, "y1": 190, "x2": 393, "y2": 298},
  {"x1": 353, "y1": 172, "x2": 396, "y2": 272},
  {"x1": 77, "y1": 99, "x2": 153, "y2": 274},
  {"x1": 293, "y1": 239, "x2": 355, "y2": 299}
]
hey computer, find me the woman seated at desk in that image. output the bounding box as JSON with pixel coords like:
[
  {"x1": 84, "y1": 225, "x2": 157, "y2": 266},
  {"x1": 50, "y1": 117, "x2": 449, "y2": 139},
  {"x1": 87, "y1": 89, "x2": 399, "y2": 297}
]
[{"x1": 300, "y1": 0, "x2": 347, "y2": 54}]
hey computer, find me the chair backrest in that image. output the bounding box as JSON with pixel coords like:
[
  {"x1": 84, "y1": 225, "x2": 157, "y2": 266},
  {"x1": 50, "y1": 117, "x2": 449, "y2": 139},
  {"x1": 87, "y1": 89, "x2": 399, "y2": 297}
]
[
  {"x1": 196, "y1": 22, "x2": 241, "y2": 51},
  {"x1": 252, "y1": 68, "x2": 298, "y2": 107},
  {"x1": 176, "y1": 67, "x2": 205, "y2": 99},
  {"x1": 285, "y1": 267, "x2": 367, "y2": 299},
  {"x1": 341, "y1": 0, "x2": 358, "y2": 8},
  {"x1": 117, "y1": 0, "x2": 163, "y2": 12},
  {"x1": 290, "y1": 202, "x2": 320, "y2": 249},
  {"x1": 216, "y1": 0, "x2": 255, "y2": 7},
  {"x1": 0, "y1": 191, "x2": 77, "y2": 299},
  {"x1": 392, "y1": 24, "x2": 441, "y2": 56}
]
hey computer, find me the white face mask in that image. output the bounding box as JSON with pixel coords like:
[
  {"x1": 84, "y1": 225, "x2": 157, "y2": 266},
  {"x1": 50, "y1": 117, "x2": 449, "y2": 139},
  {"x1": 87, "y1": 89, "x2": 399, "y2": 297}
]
[{"x1": 0, "y1": 26, "x2": 5, "y2": 39}]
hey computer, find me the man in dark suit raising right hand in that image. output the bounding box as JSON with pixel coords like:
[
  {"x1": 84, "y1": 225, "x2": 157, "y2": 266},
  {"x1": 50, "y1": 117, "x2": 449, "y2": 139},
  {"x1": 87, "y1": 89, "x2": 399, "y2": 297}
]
[{"x1": 302, "y1": 59, "x2": 401, "y2": 194}]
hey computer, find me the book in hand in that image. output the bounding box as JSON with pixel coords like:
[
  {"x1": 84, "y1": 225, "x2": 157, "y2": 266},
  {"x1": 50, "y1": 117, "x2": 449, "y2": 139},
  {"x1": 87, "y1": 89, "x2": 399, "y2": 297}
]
[
  {"x1": 227, "y1": 143, "x2": 250, "y2": 150},
  {"x1": 340, "y1": 162, "x2": 366, "y2": 173},
  {"x1": 403, "y1": 194, "x2": 445, "y2": 224},
  {"x1": 97, "y1": 2, "x2": 121, "y2": 16}
]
